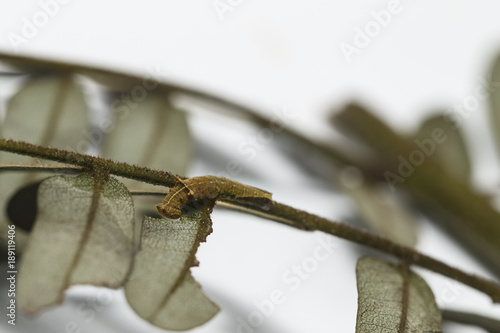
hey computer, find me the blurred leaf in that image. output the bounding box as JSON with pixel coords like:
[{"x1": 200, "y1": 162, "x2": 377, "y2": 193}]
[
  {"x1": 344, "y1": 182, "x2": 418, "y2": 247},
  {"x1": 356, "y1": 257, "x2": 442, "y2": 333},
  {"x1": 332, "y1": 103, "x2": 500, "y2": 278},
  {"x1": 489, "y1": 54, "x2": 500, "y2": 160},
  {"x1": 125, "y1": 210, "x2": 219, "y2": 331},
  {"x1": 18, "y1": 174, "x2": 135, "y2": 314},
  {"x1": 0, "y1": 74, "x2": 89, "y2": 202},
  {"x1": 415, "y1": 113, "x2": 471, "y2": 181},
  {"x1": 101, "y1": 92, "x2": 191, "y2": 176},
  {"x1": 332, "y1": 102, "x2": 408, "y2": 156},
  {"x1": 0, "y1": 73, "x2": 89, "y2": 254}
]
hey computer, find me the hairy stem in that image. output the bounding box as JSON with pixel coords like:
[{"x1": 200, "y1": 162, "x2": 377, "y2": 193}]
[
  {"x1": 1, "y1": 138, "x2": 499, "y2": 303},
  {"x1": 0, "y1": 139, "x2": 178, "y2": 187},
  {"x1": 263, "y1": 201, "x2": 500, "y2": 303}
]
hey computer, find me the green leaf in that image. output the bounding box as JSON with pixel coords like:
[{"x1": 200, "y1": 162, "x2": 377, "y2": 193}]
[
  {"x1": 414, "y1": 113, "x2": 471, "y2": 181},
  {"x1": 355, "y1": 257, "x2": 442, "y2": 333},
  {"x1": 0, "y1": 74, "x2": 89, "y2": 237},
  {"x1": 125, "y1": 210, "x2": 219, "y2": 331},
  {"x1": 17, "y1": 174, "x2": 135, "y2": 314}
]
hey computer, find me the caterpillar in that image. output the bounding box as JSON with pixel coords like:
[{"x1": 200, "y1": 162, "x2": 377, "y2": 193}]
[{"x1": 156, "y1": 176, "x2": 273, "y2": 219}]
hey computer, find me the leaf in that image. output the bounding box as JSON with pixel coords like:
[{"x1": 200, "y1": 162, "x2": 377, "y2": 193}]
[
  {"x1": 0, "y1": 74, "x2": 89, "y2": 239},
  {"x1": 2, "y1": 73, "x2": 88, "y2": 147},
  {"x1": 414, "y1": 113, "x2": 471, "y2": 181},
  {"x1": 125, "y1": 210, "x2": 219, "y2": 331},
  {"x1": 355, "y1": 257, "x2": 442, "y2": 333},
  {"x1": 101, "y1": 92, "x2": 191, "y2": 176},
  {"x1": 100, "y1": 92, "x2": 192, "y2": 236},
  {"x1": 332, "y1": 103, "x2": 500, "y2": 277},
  {"x1": 17, "y1": 174, "x2": 135, "y2": 314},
  {"x1": 331, "y1": 102, "x2": 408, "y2": 156},
  {"x1": 343, "y1": 181, "x2": 418, "y2": 247}
]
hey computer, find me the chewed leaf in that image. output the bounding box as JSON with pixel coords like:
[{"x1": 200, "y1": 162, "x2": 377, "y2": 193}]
[
  {"x1": 125, "y1": 211, "x2": 219, "y2": 331},
  {"x1": 415, "y1": 113, "x2": 471, "y2": 181},
  {"x1": 356, "y1": 257, "x2": 442, "y2": 333},
  {"x1": 17, "y1": 174, "x2": 135, "y2": 314}
]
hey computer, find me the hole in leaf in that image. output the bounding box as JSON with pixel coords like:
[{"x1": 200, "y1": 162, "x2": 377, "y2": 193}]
[{"x1": 7, "y1": 181, "x2": 42, "y2": 232}]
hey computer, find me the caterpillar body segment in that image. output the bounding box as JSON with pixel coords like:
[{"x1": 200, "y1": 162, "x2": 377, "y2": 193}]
[{"x1": 156, "y1": 176, "x2": 272, "y2": 219}]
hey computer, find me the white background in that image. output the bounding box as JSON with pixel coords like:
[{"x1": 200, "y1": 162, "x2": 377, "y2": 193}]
[{"x1": 1, "y1": 0, "x2": 500, "y2": 332}]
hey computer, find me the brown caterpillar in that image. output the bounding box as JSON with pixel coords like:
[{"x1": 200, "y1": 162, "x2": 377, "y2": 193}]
[{"x1": 156, "y1": 176, "x2": 273, "y2": 219}]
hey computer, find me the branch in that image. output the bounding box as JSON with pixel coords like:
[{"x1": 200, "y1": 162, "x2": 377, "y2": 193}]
[
  {"x1": 1, "y1": 139, "x2": 499, "y2": 304},
  {"x1": 260, "y1": 201, "x2": 500, "y2": 303},
  {"x1": 0, "y1": 139, "x2": 178, "y2": 187},
  {"x1": 0, "y1": 51, "x2": 359, "y2": 168},
  {"x1": 442, "y1": 309, "x2": 500, "y2": 333}
]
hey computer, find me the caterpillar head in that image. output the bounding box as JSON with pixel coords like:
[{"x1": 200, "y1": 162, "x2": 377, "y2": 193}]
[{"x1": 156, "y1": 203, "x2": 182, "y2": 220}]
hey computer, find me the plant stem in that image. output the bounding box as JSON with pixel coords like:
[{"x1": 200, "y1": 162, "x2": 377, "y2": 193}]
[
  {"x1": 0, "y1": 162, "x2": 83, "y2": 173},
  {"x1": 1, "y1": 138, "x2": 499, "y2": 303},
  {"x1": 0, "y1": 139, "x2": 178, "y2": 187},
  {"x1": 0, "y1": 51, "x2": 360, "y2": 168},
  {"x1": 442, "y1": 309, "x2": 500, "y2": 333},
  {"x1": 265, "y1": 201, "x2": 500, "y2": 303}
]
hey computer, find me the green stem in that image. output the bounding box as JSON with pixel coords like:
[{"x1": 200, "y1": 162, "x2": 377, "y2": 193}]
[{"x1": 1, "y1": 138, "x2": 499, "y2": 303}]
